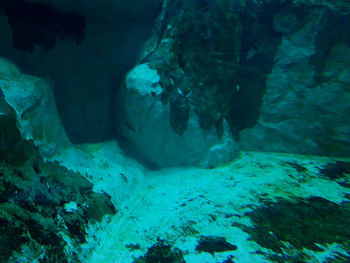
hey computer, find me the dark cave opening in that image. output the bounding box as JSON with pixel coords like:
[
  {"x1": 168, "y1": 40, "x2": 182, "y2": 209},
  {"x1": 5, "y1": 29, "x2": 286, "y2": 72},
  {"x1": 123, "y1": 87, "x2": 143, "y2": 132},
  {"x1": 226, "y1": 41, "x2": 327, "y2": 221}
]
[
  {"x1": 0, "y1": 0, "x2": 162, "y2": 144},
  {"x1": 1, "y1": 0, "x2": 86, "y2": 53}
]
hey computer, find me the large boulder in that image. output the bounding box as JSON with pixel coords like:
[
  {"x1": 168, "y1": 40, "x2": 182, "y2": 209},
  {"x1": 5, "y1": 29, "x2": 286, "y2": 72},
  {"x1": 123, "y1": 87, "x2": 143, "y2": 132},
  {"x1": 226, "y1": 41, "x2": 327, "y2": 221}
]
[{"x1": 117, "y1": 63, "x2": 239, "y2": 168}]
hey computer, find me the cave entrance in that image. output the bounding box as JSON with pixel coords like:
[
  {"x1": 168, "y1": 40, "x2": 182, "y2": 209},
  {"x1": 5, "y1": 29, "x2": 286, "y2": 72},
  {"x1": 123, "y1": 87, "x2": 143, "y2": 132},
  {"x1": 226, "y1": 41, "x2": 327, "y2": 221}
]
[{"x1": 0, "y1": 0, "x2": 162, "y2": 143}]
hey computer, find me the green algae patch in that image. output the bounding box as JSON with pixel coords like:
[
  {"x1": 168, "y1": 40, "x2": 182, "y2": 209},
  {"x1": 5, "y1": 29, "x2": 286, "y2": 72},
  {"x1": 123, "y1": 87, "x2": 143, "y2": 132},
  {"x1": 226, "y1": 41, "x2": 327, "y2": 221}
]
[
  {"x1": 239, "y1": 197, "x2": 350, "y2": 255},
  {"x1": 0, "y1": 113, "x2": 116, "y2": 262},
  {"x1": 319, "y1": 161, "x2": 350, "y2": 180},
  {"x1": 196, "y1": 236, "x2": 237, "y2": 255},
  {"x1": 134, "y1": 243, "x2": 185, "y2": 263}
]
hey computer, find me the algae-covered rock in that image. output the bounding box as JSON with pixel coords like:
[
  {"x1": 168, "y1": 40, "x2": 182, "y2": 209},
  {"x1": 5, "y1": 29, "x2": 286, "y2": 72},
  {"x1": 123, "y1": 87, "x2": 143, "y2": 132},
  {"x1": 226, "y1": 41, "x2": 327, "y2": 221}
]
[{"x1": 0, "y1": 113, "x2": 116, "y2": 262}]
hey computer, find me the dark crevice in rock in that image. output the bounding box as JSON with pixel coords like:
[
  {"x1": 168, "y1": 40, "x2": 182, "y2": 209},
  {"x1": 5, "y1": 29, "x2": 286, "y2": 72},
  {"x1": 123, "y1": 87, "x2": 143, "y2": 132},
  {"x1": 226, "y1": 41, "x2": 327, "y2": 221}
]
[
  {"x1": 229, "y1": 2, "x2": 284, "y2": 135},
  {"x1": 0, "y1": 0, "x2": 86, "y2": 53},
  {"x1": 170, "y1": 94, "x2": 190, "y2": 135}
]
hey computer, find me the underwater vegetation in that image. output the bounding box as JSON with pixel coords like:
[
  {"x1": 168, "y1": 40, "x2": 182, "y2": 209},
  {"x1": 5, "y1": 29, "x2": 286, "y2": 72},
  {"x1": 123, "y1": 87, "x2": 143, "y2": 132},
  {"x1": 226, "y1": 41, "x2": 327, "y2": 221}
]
[
  {"x1": 133, "y1": 242, "x2": 185, "y2": 263},
  {"x1": 236, "y1": 196, "x2": 350, "y2": 262},
  {"x1": 0, "y1": 114, "x2": 116, "y2": 262},
  {"x1": 195, "y1": 236, "x2": 238, "y2": 255}
]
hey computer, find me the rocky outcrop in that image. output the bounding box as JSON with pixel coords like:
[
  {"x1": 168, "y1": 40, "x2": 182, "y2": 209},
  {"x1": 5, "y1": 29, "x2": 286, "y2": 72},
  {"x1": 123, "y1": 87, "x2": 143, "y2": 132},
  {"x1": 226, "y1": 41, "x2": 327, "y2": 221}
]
[
  {"x1": 240, "y1": 6, "x2": 350, "y2": 156},
  {"x1": 0, "y1": 57, "x2": 70, "y2": 156},
  {"x1": 113, "y1": 0, "x2": 244, "y2": 168}
]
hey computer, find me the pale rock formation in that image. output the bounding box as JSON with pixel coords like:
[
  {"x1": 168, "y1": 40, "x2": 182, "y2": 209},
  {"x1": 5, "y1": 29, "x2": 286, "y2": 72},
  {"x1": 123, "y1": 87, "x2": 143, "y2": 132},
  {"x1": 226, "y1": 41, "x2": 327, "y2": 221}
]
[
  {"x1": 240, "y1": 9, "x2": 350, "y2": 156},
  {"x1": 119, "y1": 63, "x2": 239, "y2": 168},
  {"x1": 0, "y1": 57, "x2": 70, "y2": 156}
]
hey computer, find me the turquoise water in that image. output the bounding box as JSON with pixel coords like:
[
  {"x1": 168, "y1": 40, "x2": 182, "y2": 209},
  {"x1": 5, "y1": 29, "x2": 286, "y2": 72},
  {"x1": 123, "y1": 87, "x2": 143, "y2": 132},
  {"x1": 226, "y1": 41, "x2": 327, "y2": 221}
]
[{"x1": 0, "y1": 0, "x2": 349, "y2": 262}]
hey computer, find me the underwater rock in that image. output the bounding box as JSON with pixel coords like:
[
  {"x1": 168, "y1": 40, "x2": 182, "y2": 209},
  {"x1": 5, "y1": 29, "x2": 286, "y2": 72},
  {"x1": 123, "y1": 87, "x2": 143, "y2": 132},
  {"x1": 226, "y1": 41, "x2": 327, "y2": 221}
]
[
  {"x1": 0, "y1": 57, "x2": 70, "y2": 157},
  {"x1": 118, "y1": 63, "x2": 239, "y2": 168},
  {"x1": 240, "y1": 8, "x2": 350, "y2": 157}
]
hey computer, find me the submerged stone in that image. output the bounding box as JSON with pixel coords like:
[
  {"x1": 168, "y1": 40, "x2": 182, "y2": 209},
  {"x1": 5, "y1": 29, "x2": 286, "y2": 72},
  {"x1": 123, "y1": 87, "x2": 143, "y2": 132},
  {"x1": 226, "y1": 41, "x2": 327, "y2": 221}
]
[{"x1": 118, "y1": 63, "x2": 239, "y2": 168}]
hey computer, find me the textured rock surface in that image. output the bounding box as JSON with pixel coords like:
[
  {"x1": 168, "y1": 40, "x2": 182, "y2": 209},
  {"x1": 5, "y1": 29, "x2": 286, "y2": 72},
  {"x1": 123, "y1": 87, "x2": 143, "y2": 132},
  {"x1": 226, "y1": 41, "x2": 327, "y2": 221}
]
[
  {"x1": 1, "y1": 0, "x2": 349, "y2": 164},
  {"x1": 0, "y1": 58, "x2": 70, "y2": 156},
  {"x1": 118, "y1": 63, "x2": 239, "y2": 168},
  {"x1": 240, "y1": 8, "x2": 350, "y2": 156}
]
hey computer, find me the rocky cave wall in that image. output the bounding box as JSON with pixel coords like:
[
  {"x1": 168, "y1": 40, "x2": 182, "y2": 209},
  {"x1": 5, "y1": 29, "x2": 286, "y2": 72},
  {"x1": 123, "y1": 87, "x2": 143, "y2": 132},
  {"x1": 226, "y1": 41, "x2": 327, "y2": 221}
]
[
  {"x1": 125, "y1": 0, "x2": 350, "y2": 160},
  {"x1": 239, "y1": 0, "x2": 350, "y2": 156},
  {"x1": 1, "y1": 0, "x2": 349, "y2": 169}
]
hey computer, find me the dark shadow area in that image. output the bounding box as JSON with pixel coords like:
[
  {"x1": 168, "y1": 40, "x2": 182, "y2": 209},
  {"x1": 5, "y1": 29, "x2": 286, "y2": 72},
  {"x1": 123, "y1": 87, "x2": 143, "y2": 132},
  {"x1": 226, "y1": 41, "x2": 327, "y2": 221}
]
[
  {"x1": 229, "y1": 2, "x2": 285, "y2": 135},
  {"x1": 0, "y1": 0, "x2": 162, "y2": 144},
  {"x1": 0, "y1": 0, "x2": 86, "y2": 53}
]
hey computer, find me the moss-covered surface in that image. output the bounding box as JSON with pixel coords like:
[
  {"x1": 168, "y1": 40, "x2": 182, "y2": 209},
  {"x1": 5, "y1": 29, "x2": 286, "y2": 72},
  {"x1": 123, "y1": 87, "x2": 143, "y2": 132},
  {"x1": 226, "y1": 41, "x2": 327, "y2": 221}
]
[
  {"x1": 0, "y1": 114, "x2": 116, "y2": 262},
  {"x1": 196, "y1": 236, "x2": 237, "y2": 255},
  {"x1": 133, "y1": 242, "x2": 185, "y2": 263},
  {"x1": 317, "y1": 161, "x2": 350, "y2": 190},
  {"x1": 236, "y1": 196, "x2": 350, "y2": 262},
  {"x1": 146, "y1": 0, "x2": 287, "y2": 137},
  {"x1": 148, "y1": 0, "x2": 242, "y2": 136},
  {"x1": 319, "y1": 161, "x2": 350, "y2": 180}
]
